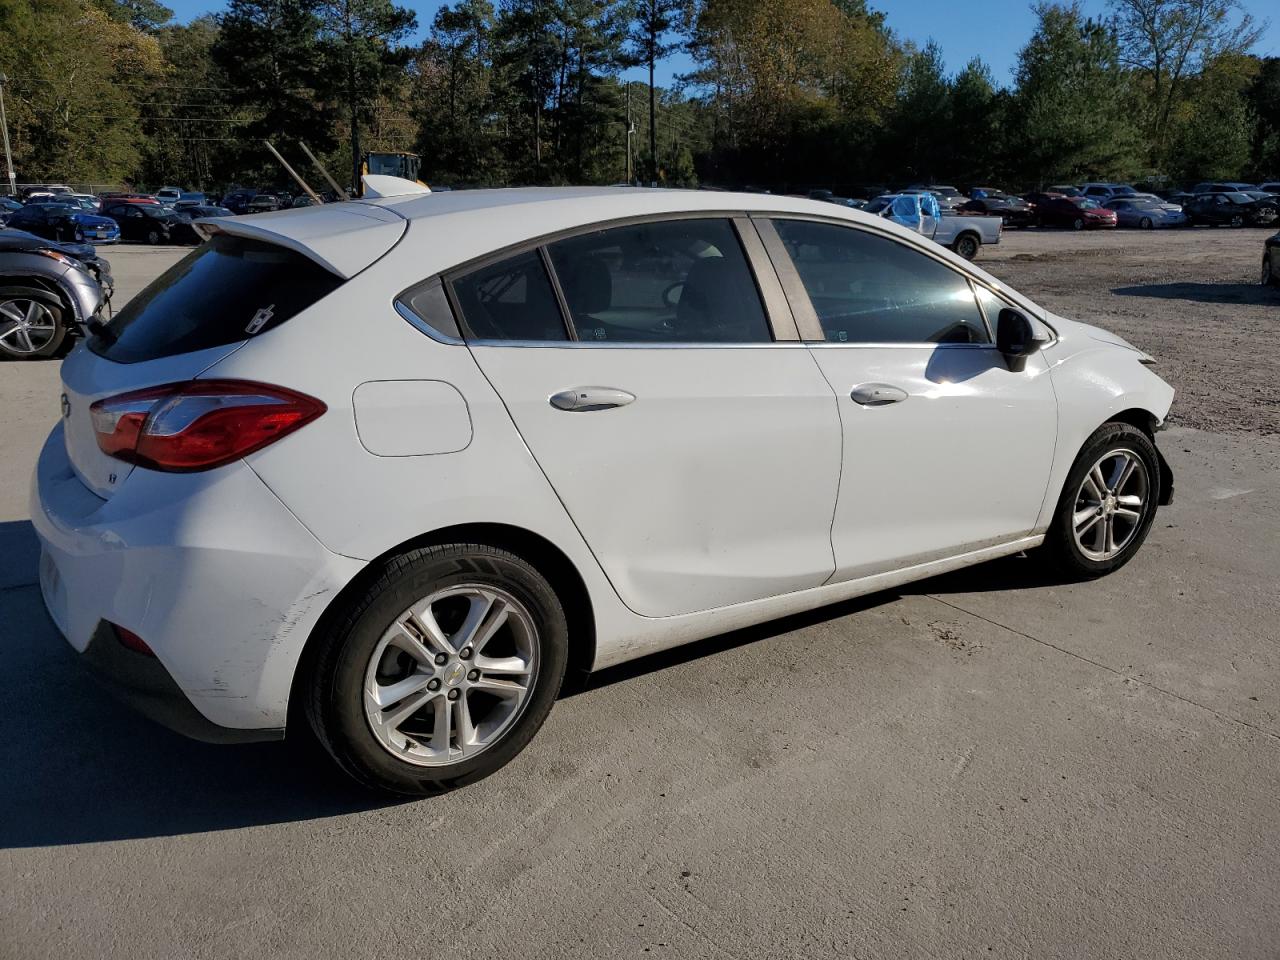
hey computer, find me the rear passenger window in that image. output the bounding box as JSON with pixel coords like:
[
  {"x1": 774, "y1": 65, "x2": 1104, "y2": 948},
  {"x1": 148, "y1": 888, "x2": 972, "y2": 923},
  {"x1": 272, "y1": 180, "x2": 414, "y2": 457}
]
[
  {"x1": 772, "y1": 219, "x2": 990, "y2": 344},
  {"x1": 547, "y1": 218, "x2": 771, "y2": 343},
  {"x1": 451, "y1": 250, "x2": 567, "y2": 341}
]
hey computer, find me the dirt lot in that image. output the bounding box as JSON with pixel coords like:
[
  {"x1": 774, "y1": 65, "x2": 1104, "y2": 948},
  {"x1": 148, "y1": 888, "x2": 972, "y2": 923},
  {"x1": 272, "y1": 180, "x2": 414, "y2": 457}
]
[{"x1": 982, "y1": 227, "x2": 1279, "y2": 435}]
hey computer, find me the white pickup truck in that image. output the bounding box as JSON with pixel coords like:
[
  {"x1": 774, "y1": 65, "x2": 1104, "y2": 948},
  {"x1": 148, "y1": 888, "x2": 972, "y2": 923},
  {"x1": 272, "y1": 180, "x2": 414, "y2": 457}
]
[{"x1": 865, "y1": 193, "x2": 1002, "y2": 260}]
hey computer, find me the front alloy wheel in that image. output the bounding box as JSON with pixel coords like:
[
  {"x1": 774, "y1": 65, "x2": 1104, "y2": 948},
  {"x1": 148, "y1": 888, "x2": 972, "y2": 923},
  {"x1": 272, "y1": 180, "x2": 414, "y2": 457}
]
[
  {"x1": 1045, "y1": 422, "x2": 1161, "y2": 578},
  {"x1": 0, "y1": 294, "x2": 67, "y2": 359},
  {"x1": 1070, "y1": 450, "x2": 1149, "y2": 561}
]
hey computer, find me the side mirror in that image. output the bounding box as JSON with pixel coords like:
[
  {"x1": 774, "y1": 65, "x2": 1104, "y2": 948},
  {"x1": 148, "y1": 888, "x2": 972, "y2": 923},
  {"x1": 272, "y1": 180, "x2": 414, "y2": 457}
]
[{"x1": 996, "y1": 308, "x2": 1039, "y2": 371}]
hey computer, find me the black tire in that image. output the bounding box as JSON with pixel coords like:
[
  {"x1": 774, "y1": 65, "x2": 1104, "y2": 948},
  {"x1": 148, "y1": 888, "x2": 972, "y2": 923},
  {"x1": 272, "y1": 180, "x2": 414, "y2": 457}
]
[
  {"x1": 1042, "y1": 422, "x2": 1162, "y2": 579},
  {"x1": 305, "y1": 543, "x2": 569, "y2": 795},
  {"x1": 953, "y1": 233, "x2": 979, "y2": 260},
  {"x1": 1230, "y1": 215, "x2": 1243, "y2": 227},
  {"x1": 1140, "y1": 217, "x2": 1153, "y2": 229},
  {"x1": 0, "y1": 287, "x2": 70, "y2": 360},
  {"x1": 1264, "y1": 252, "x2": 1277, "y2": 287},
  {"x1": 1072, "y1": 217, "x2": 1084, "y2": 230},
  {"x1": 146, "y1": 228, "x2": 162, "y2": 245}
]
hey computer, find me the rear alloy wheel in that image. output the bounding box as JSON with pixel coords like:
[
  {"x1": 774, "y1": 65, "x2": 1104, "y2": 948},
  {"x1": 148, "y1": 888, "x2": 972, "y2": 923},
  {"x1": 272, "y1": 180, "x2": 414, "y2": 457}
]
[
  {"x1": 0, "y1": 293, "x2": 68, "y2": 360},
  {"x1": 1044, "y1": 422, "x2": 1161, "y2": 578},
  {"x1": 306, "y1": 543, "x2": 568, "y2": 795},
  {"x1": 953, "y1": 234, "x2": 979, "y2": 260},
  {"x1": 1230, "y1": 215, "x2": 1243, "y2": 227},
  {"x1": 1140, "y1": 217, "x2": 1153, "y2": 229},
  {"x1": 1072, "y1": 218, "x2": 1084, "y2": 230},
  {"x1": 146, "y1": 228, "x2": 162, "y2": 245}
]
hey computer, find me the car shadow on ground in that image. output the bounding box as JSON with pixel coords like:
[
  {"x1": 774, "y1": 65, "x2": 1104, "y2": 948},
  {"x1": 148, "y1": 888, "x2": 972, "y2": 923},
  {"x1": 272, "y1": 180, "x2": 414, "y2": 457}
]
[
  {"x1": 1113, "y1": 282, "x2": 1277, "y2": 304},
  {"x1": 1, "y1": 516, "x2": 1056, "y2": 849},
  {"x1": 575, "y1": 552, "x2": 1057, "y2": 696}
]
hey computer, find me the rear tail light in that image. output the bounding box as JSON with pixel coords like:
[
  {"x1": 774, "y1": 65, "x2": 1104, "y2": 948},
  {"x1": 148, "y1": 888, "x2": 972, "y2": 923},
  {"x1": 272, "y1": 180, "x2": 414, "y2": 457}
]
[
  {"x1": 111, "y1": 622, "x2": 156, "y2": 657},
  {"x1": 90, "y1": 380, "x2": 325, "y2": 472}
]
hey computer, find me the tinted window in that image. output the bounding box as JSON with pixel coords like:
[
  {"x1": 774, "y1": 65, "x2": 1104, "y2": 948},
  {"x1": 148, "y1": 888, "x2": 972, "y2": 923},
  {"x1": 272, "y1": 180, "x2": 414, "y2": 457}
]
[
  {"x1": 548, "y1": 218, "x2": 770, "y2": 344},
  {"x1": 772, "y1": 219, "x2": 989, "y2": 344},
  {"x1": 451, "y1": 249, "x2": 567, "y2": 341},
  {"x1": 89, "y1": 235, "x2": 344, "y2": 363}
]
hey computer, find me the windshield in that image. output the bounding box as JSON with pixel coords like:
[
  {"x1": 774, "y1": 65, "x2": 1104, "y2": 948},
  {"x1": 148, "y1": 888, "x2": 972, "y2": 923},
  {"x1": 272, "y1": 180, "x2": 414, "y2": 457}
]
[
  {"x1": 1225, "y1": 193, "x2": 1253, "y2": 204},
  {"x1": 1075, "y1": 199, "x2": 1102, "y2": 209},
  {"x1": 865, "y1": 197, "x2": 892, "y2": 214}
]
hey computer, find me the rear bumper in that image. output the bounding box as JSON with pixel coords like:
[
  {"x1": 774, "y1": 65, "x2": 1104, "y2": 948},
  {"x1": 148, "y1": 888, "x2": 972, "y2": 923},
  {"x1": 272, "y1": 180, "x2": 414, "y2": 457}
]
[
  {"x1": 30, "y1": 422, "x2": 365, "y2": 737},
  {"x1": 70, "y1": 620, "x2": 283, "y2": 743}
]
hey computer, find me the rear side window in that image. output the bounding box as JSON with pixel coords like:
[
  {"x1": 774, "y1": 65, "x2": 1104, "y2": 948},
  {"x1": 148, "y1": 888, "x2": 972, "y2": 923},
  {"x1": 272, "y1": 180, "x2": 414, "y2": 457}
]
[
  {"x1": 772, "y1": 219, "x2": 989, "y2": 344},
  {"x1": 450, "y1": 250, "x2": 568, "y2": 342},
  {"x1": 89, "y1": 235, "x2": 343, "y2": 363},
  {"x1": 546, "y1": 218, "x2": 771, "y2": 343}
]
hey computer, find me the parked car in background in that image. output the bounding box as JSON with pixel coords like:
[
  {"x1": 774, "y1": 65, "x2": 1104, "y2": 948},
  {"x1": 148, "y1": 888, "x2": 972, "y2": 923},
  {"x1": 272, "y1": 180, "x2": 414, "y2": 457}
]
[
  {"x1": 958, "y1": 194, "x2": 1035, "y2": 227},
  {"x1": 1081, "y1": 183, "x2": 1138, "y2": 201},
  {"x1": 246, "y1": 194, "x2": 283, "y2": 213},
  {"x1": 1242, "y1": 191, "x2": 1280, "y2": 214},
  {"x1": 0, "y1": 196, "x2": 22, "y2": 224},
  {"x1": 1034, "y1": 195, "x2": 1118, "y2": 229},
  {"x1": 1258, "y1": 183, "x2": 1280, "y2": 195},
  {"x1": 1103, "y1": 196, "x2": 1188, "y2": 229},
  {"x1": 4, "y1": 203, "x2": 87, "y2": 243},
  {"x1": 183, "y1": 204, "x2": 235, "y2": 220},
  {"x1": 101, "y1": 202, "x2": 200, "y2": 244},
  {"x1": 1263, "y1": 231, "x2": 1279, "y2": 286},
  {"x1": 99, "y1": 192, "x2": 159, "y2": 207},
  {"x1": 0, "y1": 228, "x2": 112, "y2": 359},
  {"x1": 807, "y1": 189, "x2": 867, "y2": 210},
  {"x1": 220, "y1": 189, "x2": 258, "y2": 214},
  {"x1": 1046, "y1": 185, "x2": 1084, "y2": 197},
  {"x1": 154, "y1": 186, "x2": 184, "y2": 206},
  {"x1": 1189, "y1": 181, "x2": 1254, "y2": 195},
  {"x1": 1183, "y1": 192, "x2": 1278, "y2": 227},
  {"x1": 866, "y1": 192, "x2": 1002, "y2": 258}
]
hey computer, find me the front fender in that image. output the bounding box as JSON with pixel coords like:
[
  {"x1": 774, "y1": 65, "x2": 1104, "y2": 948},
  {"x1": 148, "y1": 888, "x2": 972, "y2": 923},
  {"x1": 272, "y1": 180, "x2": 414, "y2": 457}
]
[{"x1": 1036, "y1": 324, "x2": 1175, "y2": 527}]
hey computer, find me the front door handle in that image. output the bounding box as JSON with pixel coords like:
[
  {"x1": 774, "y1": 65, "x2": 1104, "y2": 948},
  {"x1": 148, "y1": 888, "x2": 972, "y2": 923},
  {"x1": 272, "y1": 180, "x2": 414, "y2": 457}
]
[
  {"x1": 850, "y1": 383, "x2": 909, "y2": 406},
  {"x1": 549, "y1": 387, "x2": 636, "y2": 412}
]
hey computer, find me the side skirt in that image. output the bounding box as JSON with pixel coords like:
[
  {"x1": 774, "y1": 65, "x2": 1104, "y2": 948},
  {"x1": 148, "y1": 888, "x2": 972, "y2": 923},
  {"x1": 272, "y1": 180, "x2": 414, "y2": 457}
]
[{"x1": 594, "y1": 535, "x2": 1045, "y2": 670}]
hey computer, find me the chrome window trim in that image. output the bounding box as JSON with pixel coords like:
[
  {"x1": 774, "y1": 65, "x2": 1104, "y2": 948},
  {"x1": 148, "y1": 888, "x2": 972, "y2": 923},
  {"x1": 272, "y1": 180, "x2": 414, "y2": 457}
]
[
  {"x1": 393, "y1": 299, "x2": 465, "y2": 345},
  {"x1": 464, "y1": 339, "x2": 816, "y2": 350},
  {"x1": 449, "y1": 212, "x2": 786, "y2": 347}
]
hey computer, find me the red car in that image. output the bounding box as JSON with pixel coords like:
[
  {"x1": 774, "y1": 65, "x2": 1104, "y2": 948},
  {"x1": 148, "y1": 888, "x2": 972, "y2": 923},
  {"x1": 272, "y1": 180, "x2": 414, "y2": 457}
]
[{"x1": 1033, "y1": 194, "x2": 1117, "y2": 230}]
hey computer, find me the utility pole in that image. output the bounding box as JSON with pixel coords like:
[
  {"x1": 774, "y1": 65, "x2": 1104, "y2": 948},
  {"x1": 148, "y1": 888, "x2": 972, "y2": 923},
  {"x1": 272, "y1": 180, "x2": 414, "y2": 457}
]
[
  {"x1": 0, "y1": 73, "x2": 17, "y2": 197},
  {"x1": 625, "y1": 82, "x2": 635, "y2": 184}
]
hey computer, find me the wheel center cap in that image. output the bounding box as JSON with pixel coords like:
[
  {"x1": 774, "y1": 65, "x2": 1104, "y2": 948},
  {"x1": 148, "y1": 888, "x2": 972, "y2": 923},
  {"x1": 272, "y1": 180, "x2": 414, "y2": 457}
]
[{"x1": 444, "y1": 662, "x2": 466, "y2": 687}]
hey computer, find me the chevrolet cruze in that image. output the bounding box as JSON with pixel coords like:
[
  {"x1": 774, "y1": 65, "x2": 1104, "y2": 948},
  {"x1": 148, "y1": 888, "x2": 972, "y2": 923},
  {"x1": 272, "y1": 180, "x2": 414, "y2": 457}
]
[{"x1": 31, "y1": 188, "x2": 1175, "y2": 794}]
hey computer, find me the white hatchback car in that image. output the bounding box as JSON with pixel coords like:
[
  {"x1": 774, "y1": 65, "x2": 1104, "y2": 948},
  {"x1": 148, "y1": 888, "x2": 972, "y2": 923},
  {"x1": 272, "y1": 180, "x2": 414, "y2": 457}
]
[{"x1": 32, "y1": 188, "x2": 1175, "y2": 794}]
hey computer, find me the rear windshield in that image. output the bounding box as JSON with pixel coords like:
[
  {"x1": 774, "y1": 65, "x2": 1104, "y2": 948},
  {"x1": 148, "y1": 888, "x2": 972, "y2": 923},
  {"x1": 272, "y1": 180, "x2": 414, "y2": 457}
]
[{"x1": 90, "y1": 235, "x2": 343, "y2": 363}]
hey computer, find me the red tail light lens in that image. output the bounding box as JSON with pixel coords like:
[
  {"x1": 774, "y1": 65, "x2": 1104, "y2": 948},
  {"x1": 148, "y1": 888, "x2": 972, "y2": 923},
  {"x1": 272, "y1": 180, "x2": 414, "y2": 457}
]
[{"x1": 90, "y1": 380, "x2": 326, "y2": 472}]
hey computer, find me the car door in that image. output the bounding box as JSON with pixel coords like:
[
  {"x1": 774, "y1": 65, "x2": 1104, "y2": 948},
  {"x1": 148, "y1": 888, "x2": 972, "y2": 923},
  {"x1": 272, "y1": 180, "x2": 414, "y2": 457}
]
[
  {"x1": 452, "y1": 215, "x2": 843, "y2": 618},
  {"x1": 757, "y1": 216, "x2": 1058, "y2": 581}
]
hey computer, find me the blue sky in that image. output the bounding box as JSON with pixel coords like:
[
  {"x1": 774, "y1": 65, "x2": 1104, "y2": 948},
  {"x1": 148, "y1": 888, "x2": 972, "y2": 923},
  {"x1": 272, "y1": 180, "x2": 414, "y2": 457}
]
[{"x1": 167, "y1": 0, "x2": 1278, "y2": 88}]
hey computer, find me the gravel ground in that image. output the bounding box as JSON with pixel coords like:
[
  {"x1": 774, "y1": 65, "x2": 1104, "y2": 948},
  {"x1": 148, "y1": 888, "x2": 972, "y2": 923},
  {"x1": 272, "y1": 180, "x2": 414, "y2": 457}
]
[{"x1": 981, "y1": 227, "x2": 1280, "y2": 435}]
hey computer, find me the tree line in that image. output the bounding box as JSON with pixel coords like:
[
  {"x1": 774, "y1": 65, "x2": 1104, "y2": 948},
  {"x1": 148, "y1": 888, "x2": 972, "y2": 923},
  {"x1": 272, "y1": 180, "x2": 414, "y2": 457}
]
[{"x1": 0, "y1": 0, "x2": 1276, "y2": 193}]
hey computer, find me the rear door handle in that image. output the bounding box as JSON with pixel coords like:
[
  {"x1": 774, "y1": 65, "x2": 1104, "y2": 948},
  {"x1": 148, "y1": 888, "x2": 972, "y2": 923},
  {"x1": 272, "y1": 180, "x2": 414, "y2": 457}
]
[
  {"x1": 850, "y1": 383, "x2": 909, "y2": 406},
  {"x1": 549, "y1": 387, "x2": 636, "y2": 412}
]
